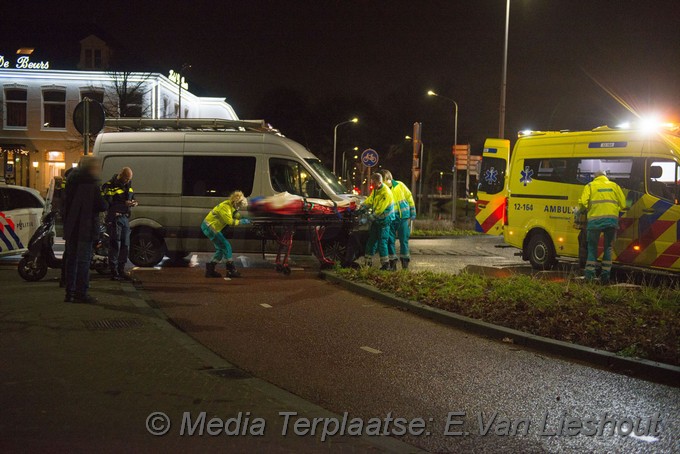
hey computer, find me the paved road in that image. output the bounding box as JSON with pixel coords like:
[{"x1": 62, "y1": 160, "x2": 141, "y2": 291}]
[{"x1": 135, "y1": 260, "x2": 679, "y2": 453}]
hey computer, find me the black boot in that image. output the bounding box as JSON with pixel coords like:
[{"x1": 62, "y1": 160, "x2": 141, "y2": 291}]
[
  {"x1": 380, "y1": 261, "x2": 391, "y2": 271},
  {"x1": 400, "y1": 258, "x2": 410, "y2": 270},
  {"x1": 389, "y1": 259, "x2": 398, "y2": 271},
  {"x1": 205, "y1": 262, "x2": 222, "y2": 278},
  {"x1": 226, "y1": 261, "x2": 241, "y2": 278}
]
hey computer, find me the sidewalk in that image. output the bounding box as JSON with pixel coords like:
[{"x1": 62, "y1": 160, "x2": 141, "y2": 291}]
[{"x1": 0, "y1": 266, "x2": 417, "y2": 453}]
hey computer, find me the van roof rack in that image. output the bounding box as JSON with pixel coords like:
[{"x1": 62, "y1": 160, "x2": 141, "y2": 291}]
[{"x1": 104, "y1": 118, "x2": 273, "y2": 132}]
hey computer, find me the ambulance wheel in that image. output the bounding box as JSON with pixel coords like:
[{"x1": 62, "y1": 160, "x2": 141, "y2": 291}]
[
  {"x1": 526, "y1": 232, "x2": 557, "y2": 270},
  {"x1": 18, "y1": 256, "x2": 48, "y2": 282},
  {"x1": 130, "y1": 230, "x2": 165, "y2": 267}
]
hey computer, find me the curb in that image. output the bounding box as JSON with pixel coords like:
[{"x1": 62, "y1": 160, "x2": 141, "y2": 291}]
[{"x1": 320, "y1": 271, "x2": 680, "y2": 387}]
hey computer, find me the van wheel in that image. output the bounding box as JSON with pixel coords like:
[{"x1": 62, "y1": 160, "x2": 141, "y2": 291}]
[
  {"x1": 322, "y1": 239, "x2": 347, "y2": 264},
  {"x1": 130, "y1": 230, "x2": 165, "y2": 267},
  {"x1": 526, "y1": 232, "x2": 557, "y2": 270}
]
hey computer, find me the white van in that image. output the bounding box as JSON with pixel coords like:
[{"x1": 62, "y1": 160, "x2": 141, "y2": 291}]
[{"x1": 94, "y1": 118, "x2": 363, "y2": 267}]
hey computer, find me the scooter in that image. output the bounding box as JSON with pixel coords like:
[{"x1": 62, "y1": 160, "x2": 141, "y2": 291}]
[{"x1": 17, "y1": 212, "x2": 110, "y2": 282}]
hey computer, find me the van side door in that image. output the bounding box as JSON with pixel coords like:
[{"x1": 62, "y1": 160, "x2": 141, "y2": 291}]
[{"x1": 180, "y1": 149, "x2": 262, "y2": 255}]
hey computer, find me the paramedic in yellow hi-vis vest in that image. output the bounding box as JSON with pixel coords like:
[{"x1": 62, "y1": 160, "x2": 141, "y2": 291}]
[
  {"x1": 201, "y1": 191, "x2": 250, "y2": 278},
  {"x1": 361, "y1": 173, "x2": 396, "y2": 270},
  {"x1": 380, "y1": 170, "x2": 416, "y2": 270},
  {"x1": 577, "y1": 170, "x2": 627, "y2": 284}
]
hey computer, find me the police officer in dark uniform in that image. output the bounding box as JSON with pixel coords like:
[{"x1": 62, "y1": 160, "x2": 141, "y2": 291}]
[{"x1": 101, "y1": 167, "x2": 137, "y2": 280}]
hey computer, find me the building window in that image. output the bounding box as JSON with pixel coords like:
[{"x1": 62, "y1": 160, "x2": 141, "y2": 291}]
[
  {"x1": 80, "y1": 89, "x2": 104, "y2": 104},
  {"x1": 84, "y1": 48, "x2": 103, "y2": 69},
  {"x1": 42, "y1": 89, "x2": 66, "y2": 129},
  {"x1": 4, "y1": 88, "x2": 28, "y2": 128},
  {"x1": 122, "y1": 91, "x2": 143, "y2": 117}
]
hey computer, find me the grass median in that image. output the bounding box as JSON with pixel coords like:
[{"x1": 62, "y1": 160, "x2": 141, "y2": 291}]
[
  {"x1": 336, "y1": 268, "x2": 680, "y2": 366},
  {"x1": 411, "y1": 219, "x2": 479, "y2": 238}
]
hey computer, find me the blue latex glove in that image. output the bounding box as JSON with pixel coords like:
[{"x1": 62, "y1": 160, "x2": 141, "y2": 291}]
[{"x1": 240, "y1": 218, "x2": 251, "y2": 225}]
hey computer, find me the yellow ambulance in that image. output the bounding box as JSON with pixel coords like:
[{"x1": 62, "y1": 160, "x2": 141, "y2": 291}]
[{"x1": 475, "y1": 124, "x2": 680, "y2": 273}]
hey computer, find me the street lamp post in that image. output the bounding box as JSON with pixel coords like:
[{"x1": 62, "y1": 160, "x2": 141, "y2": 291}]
[
  {"x1": 499, "y1": 0, "x2": 510, "y2": 139},
  {"x1": 427, "y1": 90, "x2": 459, "y2": 222},
  {"x1": 332, "y1": 118, "x2": 358, "y2": 175},
  {"x1": 342, "y1": 147, "x2": 359, "y2": 184}
]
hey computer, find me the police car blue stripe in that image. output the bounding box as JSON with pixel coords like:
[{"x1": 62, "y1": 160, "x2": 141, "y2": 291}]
[
  {"x1": 4, "y1": 224, "x2": 23, "y2": 249},
  {"x1": 0, "y1": 228, "x2": 14, "y2": 251}
]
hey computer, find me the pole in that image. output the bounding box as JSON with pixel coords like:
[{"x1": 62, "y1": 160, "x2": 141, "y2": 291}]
[
  {"x1": 341, "y1": 150, "x2": 347, "y2": 184},
  {"x1": 411, "y1": 122, "x2": 422, "y2": 214},
  {"x1": 332, "y1": 124, "x2": 339, "y2": 174},
  {"x1": 178, "y1": 75, "x2": 182, "y2": 119},
  {"x1": 453, "y1": 102, "x2": 459, "y2": 221},
  {"x1": 498, "y1": 0, "x2": 510, "y2": 139},
  {"x1": 83, "y1": 97, "x2": 90, "y2": 155},
  {"x1": 417, "y1": 143, "x2": 424, "y2": 216}
]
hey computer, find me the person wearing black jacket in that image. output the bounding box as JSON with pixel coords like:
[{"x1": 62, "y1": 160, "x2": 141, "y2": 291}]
[
  {"x1": 101, "y1": 167, "x2": 137, "y2": 280},
  {"x1": 63, "y1": 156, "x2": 108, "y2": 303}
]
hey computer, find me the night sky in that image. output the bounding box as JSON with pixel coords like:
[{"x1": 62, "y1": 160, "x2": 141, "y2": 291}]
[{"x1": 4, "y1": 0, "x2": 680, "y2": 182}]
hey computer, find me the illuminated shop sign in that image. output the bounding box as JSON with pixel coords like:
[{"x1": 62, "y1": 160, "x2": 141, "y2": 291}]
[
  {"x1": 168, "y1": 69, "x2": 188, "y2": 90},
  {"x1": 0, "y1": 55, "x2": 50, "y2": 70}
]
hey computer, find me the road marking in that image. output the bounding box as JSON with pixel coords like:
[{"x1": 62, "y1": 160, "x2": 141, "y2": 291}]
[
  {"x1": 629, "y1": 433, "x2": 659, "y2": 443},
  {"x1": 360, "y1": 346, "x2": 382, "y2": 354},
  {"x1": 260, "y1": 303, "x2": 272, "y2": 308}
]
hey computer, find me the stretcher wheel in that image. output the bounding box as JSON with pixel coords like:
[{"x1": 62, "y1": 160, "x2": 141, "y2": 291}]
[
  {"x1": 282, "y1": 266, "x2": 292, "y2": 276},
  {"x1": 275, "y1": 264, "x2": 284, "y2": 273}
]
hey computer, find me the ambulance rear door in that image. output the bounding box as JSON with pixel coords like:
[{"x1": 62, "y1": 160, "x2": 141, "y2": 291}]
[{"x1": 475, "y1": 139, "x2": 510, "y2": 235}]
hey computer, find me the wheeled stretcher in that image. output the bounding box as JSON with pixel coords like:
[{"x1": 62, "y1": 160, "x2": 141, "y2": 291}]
[{"x1": 249, "y1": 193, "x2": 359, "y2": 274}]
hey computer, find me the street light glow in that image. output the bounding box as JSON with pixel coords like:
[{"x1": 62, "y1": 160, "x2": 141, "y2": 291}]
[
  {"x1": 351, "y1": 117, "x2": 358, "y2": 123},
  {"x1": 427, "y1": 90, "x2": 436, "y2": 96}
]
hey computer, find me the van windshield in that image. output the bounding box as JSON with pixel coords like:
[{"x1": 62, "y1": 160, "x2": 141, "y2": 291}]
[{"x1": 305, "y1": 159, "x2": 350, "y2": 194}]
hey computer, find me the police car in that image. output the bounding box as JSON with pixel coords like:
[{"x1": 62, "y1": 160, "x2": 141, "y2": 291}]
[{"x1": 0, "y1": 183, "x2": 45, "y2": 257}]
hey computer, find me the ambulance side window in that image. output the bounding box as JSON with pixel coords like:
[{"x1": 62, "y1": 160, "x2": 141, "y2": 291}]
[
  {"x1": 576, "y1": 158, "x2": 640, "y2": 191},
  {"x1": 478, "y1": 157, "x2": 505, "y2": 195},
  {"x1": 524, "y1": 158, "x2": 577, "y2": 184}
]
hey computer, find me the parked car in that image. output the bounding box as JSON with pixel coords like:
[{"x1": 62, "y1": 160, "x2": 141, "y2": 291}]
[{"x1": 0, "y1": 184, "x2": 45, "y2": 257}]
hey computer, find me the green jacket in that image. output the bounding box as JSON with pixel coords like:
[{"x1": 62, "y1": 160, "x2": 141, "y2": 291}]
[
  {"x1": 363, "y1": 183, "x2": 395, "y2": 221},
  {"x1": 204, "y1": 200, "x2": 241, "y2": 232},
  {"x1": 390, "y1": 180, "x2": 416, "y2": 219},
  {"x1": 578, "y1": 175, "x2": 627, "y2": 230}
]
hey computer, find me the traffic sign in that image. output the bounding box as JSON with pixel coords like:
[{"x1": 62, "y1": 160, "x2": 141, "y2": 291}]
[
  {"x1": 361, "y1": 148, "x2": 379, "y2": 168},
  {"x1": 73, "y1": 99, "x2": 105, "y2": 135}
]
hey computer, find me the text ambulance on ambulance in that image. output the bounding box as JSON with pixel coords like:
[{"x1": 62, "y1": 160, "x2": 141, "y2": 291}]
[
  {"x1": 475, "y1": 124, "x2": 680, "y2": 273},
  {"x1": 0, "y1": 184, "x2": 45, "y2": 257}
]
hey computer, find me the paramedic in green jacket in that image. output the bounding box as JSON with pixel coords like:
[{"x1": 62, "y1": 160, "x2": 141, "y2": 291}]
[
  {"x1": 201, "y1": 191, "x2": 250, "y2": 278},
  {"x1": 361, "y1": 173, "x2": 396, "y2": 270},
  {"x1": 577, "y1": 170, "x2": 627, "y2": 284},
  {"x1": 381, "y1": 170, "x2": 416, "y2": 270}
]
